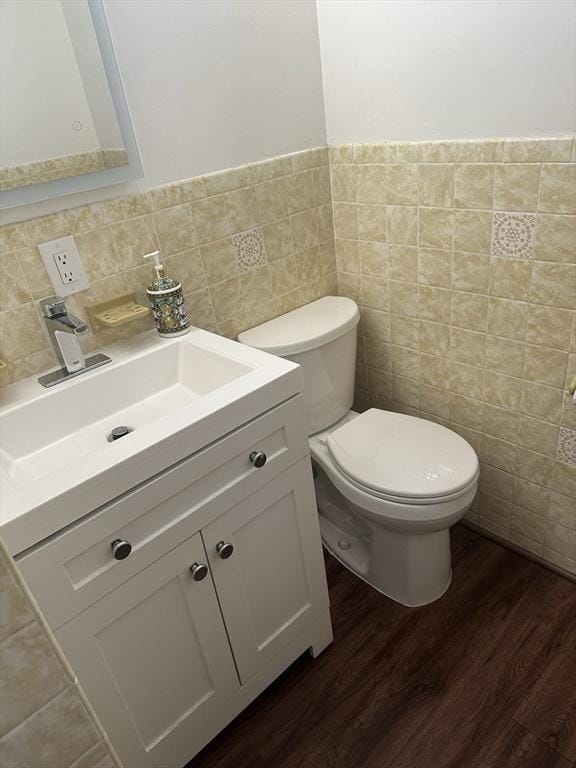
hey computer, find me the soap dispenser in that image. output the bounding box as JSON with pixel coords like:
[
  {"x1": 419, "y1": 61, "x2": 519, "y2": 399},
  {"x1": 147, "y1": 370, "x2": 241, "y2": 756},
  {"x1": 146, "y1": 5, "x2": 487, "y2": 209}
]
[{"x1": 144, "y1": 251, "x2": 191, "y2": 337}]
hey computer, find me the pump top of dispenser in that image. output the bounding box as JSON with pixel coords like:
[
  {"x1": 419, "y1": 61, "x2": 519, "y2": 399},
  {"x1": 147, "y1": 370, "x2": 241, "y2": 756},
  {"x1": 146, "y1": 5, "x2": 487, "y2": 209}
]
[{"x1": 144, "y1": 251, "x2": 181, "y2": 294}]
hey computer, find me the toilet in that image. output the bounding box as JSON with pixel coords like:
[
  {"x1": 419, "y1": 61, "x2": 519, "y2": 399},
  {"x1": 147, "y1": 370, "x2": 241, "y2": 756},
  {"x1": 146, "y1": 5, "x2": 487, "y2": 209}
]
[{"x1": 238, "y1": 296, "x2": 479, "y2": 607}]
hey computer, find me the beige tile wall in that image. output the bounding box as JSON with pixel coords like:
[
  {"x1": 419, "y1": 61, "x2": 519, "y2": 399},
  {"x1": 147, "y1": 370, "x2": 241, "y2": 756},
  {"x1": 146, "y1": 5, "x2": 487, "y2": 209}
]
[
  {"x1": 0, "y1": 541, "x2": 118, "y2": 768},
  {"x1": 0, "y1": 146, "x2": 335, "y2": 387},
  {"x1": 331, "y1": 137, "x2": 576, "y2": 576},
  {"x1": 0, "y1": 138, "x2": 574, "y2": 576},
  {"x1": 0, "y1": 138, "x2": 574, "y2": 768}
]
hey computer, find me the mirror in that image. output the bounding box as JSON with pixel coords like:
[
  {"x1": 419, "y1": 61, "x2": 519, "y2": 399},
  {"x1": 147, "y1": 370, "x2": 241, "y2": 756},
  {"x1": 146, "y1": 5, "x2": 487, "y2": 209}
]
[{"x1": 0, "y1": 0, "x2": 142, "y2": 208}]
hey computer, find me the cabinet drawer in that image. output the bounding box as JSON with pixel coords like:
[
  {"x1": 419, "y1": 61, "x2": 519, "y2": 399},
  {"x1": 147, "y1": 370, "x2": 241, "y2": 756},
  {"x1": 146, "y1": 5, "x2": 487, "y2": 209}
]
[{"x1": 17, "y1": 396, "x2": 309, "y2": 629}]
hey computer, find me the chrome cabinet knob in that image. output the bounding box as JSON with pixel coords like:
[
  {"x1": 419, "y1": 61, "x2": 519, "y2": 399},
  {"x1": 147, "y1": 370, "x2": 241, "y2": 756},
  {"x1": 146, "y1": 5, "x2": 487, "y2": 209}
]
[
  {"x1": 216, "y1": 541, "x2": 234, "y2": 559},
  {"x1": 111, "y1": 539, "x2": 132, "y2": 560},
  {"x1": 189, "y1": 562, "x2": 208, "y2": 581},
  {"x1": 249, "y1": 450, "x2": 267, "y2": 468}
]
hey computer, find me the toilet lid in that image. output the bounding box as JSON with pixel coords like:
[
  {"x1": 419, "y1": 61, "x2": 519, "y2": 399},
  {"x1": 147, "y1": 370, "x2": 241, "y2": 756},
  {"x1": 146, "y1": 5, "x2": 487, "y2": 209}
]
[{"x1": 326, "y1": 409, "x2": 479, "y2": 500}]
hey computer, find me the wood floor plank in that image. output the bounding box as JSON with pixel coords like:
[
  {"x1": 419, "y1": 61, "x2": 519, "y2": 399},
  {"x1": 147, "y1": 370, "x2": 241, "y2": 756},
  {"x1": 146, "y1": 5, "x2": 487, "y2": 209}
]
[
  {"x1": 448, "y1": 528, "x2": 542, "y2": 614},
  {"x1": 260, "y1": 577, "x2": 506, "y2": 767},
  {"x1": 290, "y1": 604, "x2": 506, "y2": 768},
  {"x1": 375, "y1": 570, "x2": 576, "y2": 768},
  {"x1": 483, "y1": 720, "x2": 573, "y2": 768},
  {"x1": 513, "y1": 621, "x2": 576, "y2": 761},
  {"x1": 188, "y1": 527, "x2": 576, "y2": 768}
]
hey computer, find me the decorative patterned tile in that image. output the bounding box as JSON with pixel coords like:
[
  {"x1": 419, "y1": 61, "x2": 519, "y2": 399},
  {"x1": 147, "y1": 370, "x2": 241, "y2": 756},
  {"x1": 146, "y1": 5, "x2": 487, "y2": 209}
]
[
  {"x1": 232, "y1": 227, "x2": 267, "y2": 274},
  {"x1": 557, "y1": 427, "x2": 576, "y2": 466},
  {"x1": 491, "y1": 212, "x2": 536, "y2": 259}
]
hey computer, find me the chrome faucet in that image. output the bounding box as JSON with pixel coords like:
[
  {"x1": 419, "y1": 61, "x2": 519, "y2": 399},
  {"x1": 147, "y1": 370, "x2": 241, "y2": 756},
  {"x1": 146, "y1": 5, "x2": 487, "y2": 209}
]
[
  {"x1": 41, "y1": 296, "x2": 88, "y2": 372},
  {"x1": 38, "y1": 296, "x2": 111, "y2": 388}
]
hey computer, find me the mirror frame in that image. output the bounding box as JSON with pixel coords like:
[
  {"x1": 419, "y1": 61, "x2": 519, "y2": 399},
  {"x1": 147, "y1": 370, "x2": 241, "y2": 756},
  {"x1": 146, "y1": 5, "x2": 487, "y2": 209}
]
[{"x1": 0, "y1": 0, "x2": 143, "y2": 209}]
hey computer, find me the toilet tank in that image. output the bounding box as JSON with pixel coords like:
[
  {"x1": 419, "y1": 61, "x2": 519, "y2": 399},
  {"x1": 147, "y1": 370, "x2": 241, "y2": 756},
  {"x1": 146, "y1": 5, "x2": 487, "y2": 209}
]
[{"x1": 238, "y1": 297, "x2": 360, "y2": 435}]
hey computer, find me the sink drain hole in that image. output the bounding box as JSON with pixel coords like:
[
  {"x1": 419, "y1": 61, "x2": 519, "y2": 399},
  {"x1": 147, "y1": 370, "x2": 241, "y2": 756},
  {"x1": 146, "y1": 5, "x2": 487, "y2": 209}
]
[{"x1": 107, "y1": 426, "x2": 134, "y2": 442}]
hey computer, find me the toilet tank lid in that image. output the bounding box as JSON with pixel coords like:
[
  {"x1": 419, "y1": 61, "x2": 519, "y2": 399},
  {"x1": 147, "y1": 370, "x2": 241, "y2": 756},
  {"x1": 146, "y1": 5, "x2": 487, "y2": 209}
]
[{"x1": 238, "y1": 296, "x2": 360, "y2": 356}]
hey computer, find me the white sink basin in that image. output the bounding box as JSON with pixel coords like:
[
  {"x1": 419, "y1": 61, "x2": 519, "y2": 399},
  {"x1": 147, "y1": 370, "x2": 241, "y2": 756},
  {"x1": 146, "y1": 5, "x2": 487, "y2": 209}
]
[
  {"x1": 0, "y1": 328, "x2": 301, "y2": 554},
  {"x1": 1, "y1": 339, "x2": 251, "y2": 485}
]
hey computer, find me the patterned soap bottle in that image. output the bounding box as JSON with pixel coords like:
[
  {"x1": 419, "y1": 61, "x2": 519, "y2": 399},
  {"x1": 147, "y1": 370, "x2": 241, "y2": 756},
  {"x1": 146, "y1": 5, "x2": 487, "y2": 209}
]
[{"x1": 144, "y1": 250, "x2": 191, "y2": 337}]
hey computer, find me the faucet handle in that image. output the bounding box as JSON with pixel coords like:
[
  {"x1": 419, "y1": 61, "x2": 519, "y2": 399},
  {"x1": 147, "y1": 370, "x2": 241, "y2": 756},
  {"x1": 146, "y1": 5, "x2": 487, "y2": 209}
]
[{"x1": 42, "y1": 296, "x2": 67, "y2": 318}]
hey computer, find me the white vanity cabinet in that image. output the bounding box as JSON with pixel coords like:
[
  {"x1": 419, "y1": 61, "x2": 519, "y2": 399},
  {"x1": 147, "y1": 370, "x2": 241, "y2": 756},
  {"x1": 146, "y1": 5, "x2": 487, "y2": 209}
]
[
  {"x1": 55, "y1": 534, "x2": 241, "y2": 768},
  {"x1": 16, "y1": 396, "x2": 332, "y2": 768}
]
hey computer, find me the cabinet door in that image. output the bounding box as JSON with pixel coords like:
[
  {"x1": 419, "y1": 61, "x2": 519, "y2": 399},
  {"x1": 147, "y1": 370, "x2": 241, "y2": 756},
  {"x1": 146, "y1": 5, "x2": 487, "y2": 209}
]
[
  {"x1": 55, "y1": 534, "x2": 239, "y2": 768},
  {"x1": 203, "y1": 458, "x2": 329, "y2": 683}
]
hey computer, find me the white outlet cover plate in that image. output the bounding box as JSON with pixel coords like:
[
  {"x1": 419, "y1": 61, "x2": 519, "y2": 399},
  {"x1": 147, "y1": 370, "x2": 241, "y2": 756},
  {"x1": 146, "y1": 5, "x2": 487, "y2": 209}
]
[{"x1": 38, "y1": 236, "x2": 90, "y2": 297}]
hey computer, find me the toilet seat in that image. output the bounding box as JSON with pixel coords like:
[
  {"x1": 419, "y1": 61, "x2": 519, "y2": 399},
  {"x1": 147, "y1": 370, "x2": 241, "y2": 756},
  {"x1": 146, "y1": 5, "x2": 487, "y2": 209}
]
[
  {"x1": 327, "y1": 464, "x2": 478, "y2": 506},
  {"x1": 326, "y1": 409, "x2": 479, "y2": 504},
  {"x1": 310, "y1": 433, "x2": 477, "y2": 529}
]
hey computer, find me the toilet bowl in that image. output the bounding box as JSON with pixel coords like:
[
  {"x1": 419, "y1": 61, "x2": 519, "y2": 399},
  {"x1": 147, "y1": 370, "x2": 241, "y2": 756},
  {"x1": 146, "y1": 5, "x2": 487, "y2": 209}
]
[
  {"x1": 310, "y1": 410, "x2": 478, "y2": 606},
  {"x1": 239, "y1": 296, "x2": 479, "y2": 607}
]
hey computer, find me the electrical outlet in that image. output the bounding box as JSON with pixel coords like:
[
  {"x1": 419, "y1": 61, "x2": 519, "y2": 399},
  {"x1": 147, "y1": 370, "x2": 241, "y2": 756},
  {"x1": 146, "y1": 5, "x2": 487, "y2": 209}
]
[
  {"x1": 53, "y1": 251, "x2": 75, "y2": 283},
  {"x1": 38, "y1": 236, "x2": 90, "y2": 297}
]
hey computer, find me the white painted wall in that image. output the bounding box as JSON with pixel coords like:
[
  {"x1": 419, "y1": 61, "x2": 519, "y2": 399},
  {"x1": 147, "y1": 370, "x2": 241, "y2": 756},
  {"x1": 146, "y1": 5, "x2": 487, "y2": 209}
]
[
  {"x1": 2, "y1": 0, "x2": 327, "y2": 223},
  {"x1": 0, "y1": 0, "x2": 100, "y2": 166},
  {"x1": 104, "y1": 0, "x2": 326, "y2": 184},
  {"x1": 317, "y1": 0, "x2": 576, "y2": 143},
  {"x1": 6, "y1": 0, "x2": 573, "y2": 225}
]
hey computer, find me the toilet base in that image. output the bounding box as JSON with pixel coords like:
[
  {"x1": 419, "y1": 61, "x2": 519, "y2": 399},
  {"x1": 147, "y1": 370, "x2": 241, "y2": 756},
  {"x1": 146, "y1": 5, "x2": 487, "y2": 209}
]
[
  {"x1": 314, "y1": 468, "x2": 454, "y2": 607},
  {"x1": 319, "y1": 517, "x2": 452, "y2": 607}
]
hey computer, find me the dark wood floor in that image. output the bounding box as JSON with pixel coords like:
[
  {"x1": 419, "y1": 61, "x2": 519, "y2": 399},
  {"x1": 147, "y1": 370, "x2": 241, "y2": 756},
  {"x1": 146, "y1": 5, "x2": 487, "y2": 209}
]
[{"x1": 188, "y1": 526, "x2": 576, "y2": 768}]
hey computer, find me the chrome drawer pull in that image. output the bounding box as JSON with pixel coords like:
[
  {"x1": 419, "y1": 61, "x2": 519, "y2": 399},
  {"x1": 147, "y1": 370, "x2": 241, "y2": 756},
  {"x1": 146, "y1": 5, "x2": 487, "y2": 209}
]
[
  {"x1": 249, "y1": 450, "x2": 267, "y2": 468},
  {"x1": 111, "y1": 539, "x2": 132, "y2": 560}
]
